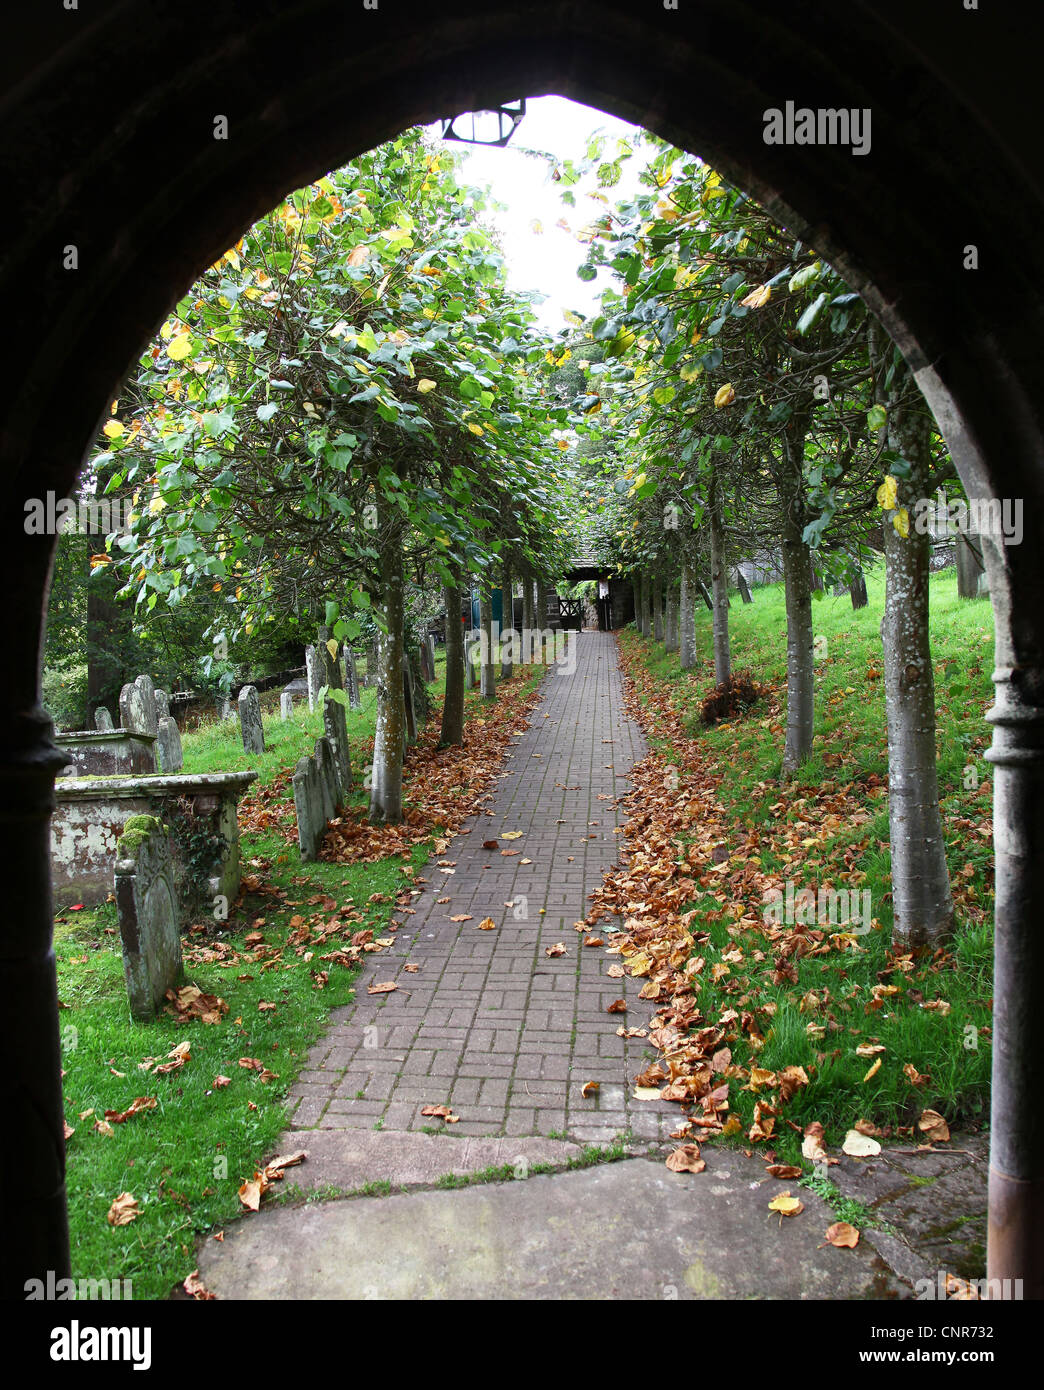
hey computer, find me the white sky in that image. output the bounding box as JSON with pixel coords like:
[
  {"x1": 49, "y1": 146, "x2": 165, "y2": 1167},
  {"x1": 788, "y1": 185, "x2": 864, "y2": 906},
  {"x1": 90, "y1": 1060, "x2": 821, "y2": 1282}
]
[{"x1": 426, "y1": 96, "x2": 651, "y2": 333}]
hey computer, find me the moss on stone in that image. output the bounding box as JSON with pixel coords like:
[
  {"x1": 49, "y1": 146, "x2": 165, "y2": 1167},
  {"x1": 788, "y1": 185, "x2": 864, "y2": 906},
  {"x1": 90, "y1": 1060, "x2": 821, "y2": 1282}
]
[{"x1": 116, "y1": 814, "x2": 164, "y2": 858}]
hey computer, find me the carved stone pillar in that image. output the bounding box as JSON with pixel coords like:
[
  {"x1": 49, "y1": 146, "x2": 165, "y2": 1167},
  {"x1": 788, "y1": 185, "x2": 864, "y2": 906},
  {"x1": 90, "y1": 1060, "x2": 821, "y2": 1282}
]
[{"x1": 984, "y1": 664, "x2": 1044, "y2": 1299}]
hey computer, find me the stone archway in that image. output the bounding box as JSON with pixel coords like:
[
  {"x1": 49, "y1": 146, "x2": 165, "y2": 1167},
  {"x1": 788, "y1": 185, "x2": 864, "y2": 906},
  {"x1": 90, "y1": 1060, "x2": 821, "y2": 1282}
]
[{"x1": 3, "y1": 0, "x2": 1042, "y2": 1297}]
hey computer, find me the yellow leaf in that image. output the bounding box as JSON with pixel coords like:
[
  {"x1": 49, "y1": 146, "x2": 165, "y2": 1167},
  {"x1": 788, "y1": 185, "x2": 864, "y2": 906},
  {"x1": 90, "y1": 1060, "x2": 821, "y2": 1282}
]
[
  {"x1": 768, "y1": 1191, "x2": 804, "y2": 1217},
  {"x1": 741, "y1": 284, "x2": 771, "y2": 309},
  {"x1": 876, "y1": 475, "x2": 898, "y2": 511},
  {"x1": 467, "y1": 423, "x2": 484, "y2": 436},
  {"x1": 862, "y1": 1057, "x2": 882, "y2": 1082},
  {"x1": 325, "y1": 638, "x2": 338, "y2": 660},
  {"x1": 892, "y1": 506, "x2": 909, "y2": 538},
  {"x1": 714, "y1": 383, "x2": 736, "y2": 408},
  {"x1": 166, "y1": 332, "x2": 192, "y2": 361},
  {"x1": 103, "y1": 419, "x2": 125, "y2": 439},
  {"x1": 417, "y1": 379, "x2": 437, "y2": 394}
]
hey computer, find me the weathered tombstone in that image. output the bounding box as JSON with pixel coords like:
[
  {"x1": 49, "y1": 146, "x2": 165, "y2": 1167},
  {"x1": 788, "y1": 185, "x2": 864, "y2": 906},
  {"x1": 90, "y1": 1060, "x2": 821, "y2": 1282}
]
[
  {"x1": 93, "y1": 706, "x2": 114, "y2": 731},
  {"x1": 215, "y1": 697, "x2": 232, "y2": 721},
  {"x1": 292, "y1": 756, "x2": 322, "y2": 861},
  {"x1": 155, "y1": 715, "x2": 183, "y2": 773},
  {"x1": 238, "y1": 684, "x2": 265, "y2": 754},
  {"x1": 313, "y1": 737, "x2": 336, "y2": 824},
  {"x1": 345, "y1": 651, "x2": 361, "y2": 710},
  {"x1": 323, "y1": 698, "x2": 351, "y2": 807},
  {"x1": 154, "y1": 688, "x2": 171, "y2": 721},
  {"x1": 280, "y1": 692, "x2": 295, "y2": 719},
  {"x1": 114, "y1": 815, "x2": 184, "y2": 1020},
  {"x1": 464, "y1": 633, "x2": 480, "y2": 690},
  {"x1": 133, "y1": 674, "x2": 159, "y2": 735},
  {"x1": 305, "y1": 646, "x2": 321, "y2": 712},
  {"x1": 419, "y1": 639, "x2": 433, "y2": 683},
  {"x1": 119, "y1": 681, "x2": 153, "y2": 736}
]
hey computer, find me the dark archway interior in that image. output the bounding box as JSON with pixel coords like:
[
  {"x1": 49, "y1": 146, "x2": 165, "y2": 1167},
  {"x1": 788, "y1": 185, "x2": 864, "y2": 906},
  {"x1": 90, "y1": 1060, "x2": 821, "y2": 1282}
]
[{"x1": 4, "y1": 0, "x2": 1042, "y2": 1295}]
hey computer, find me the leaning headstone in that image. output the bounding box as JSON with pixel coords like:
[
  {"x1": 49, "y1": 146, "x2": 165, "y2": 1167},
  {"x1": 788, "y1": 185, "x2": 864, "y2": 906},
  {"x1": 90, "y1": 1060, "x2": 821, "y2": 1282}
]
[
  {"x1": 323, "y1": 698, "x2": 351, "y2": 806},
  {"x1": 464, "y1": 633, "x2": 480, "y2": 689},
  {"x1": 119, "y1": 681, "x2": 153, "y2": 736},
  {"x1": 238, "y1": 684, "x2": 265, "y2": 754},
  {"x1": 94, "y1": 706, "x2": 114, "y2": 731},
  {"x1": 280, "y1": 692, "x2": 295, "y2": 720},
  {"x1": 292, "y1": 756, "x2": 322, "y2": 862},
  {"x1": 154, "y1": 688, "x2": 170, "y2": 721},
  {"x1": 305, "y1": 646, "x2": 322, "y2": 712},
  {"x1": 345, "y1": 651, "x2": 361, "y2": 710},
  {"x1": 156, "y1": 714, "x2": 183, "y2": 773},
  {"x1": 133, "y1": 675, "x2": 158, "y2": 735},
  {"x1": 114, "y1": 815, "x2": 183, "y2": 1020},
  {"x1": 313, "y1": 737, "x2": 337, "y2": 824}
]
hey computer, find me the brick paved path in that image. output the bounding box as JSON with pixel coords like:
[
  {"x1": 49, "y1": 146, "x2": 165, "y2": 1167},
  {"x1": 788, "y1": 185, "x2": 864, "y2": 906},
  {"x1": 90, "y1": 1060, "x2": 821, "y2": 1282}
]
[{"x1": 287, "y1": 631, "x2": 676, "y2": 1145}]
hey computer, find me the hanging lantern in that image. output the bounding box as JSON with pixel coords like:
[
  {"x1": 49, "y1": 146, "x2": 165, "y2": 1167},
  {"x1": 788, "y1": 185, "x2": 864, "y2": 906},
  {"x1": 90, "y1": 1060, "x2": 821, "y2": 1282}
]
[{"x1": 438, "y1": 99, "x2": 526, "y2": 147}]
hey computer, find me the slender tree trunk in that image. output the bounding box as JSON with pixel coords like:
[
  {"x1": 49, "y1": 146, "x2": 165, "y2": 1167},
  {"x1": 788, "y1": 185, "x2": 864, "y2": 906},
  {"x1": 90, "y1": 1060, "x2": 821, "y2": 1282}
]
[
  {"x1": 440, "y1": 577, "x2": 465, "y2": 746},
  {"x1": 639, "y1": 572, "x2": 652, "y2": 637},
  {"x1": 775, "y1": 420, "x2": 815, "y2": 775},
  {"x1": 480, "y1": 587, "x2": 496, "y2": 700},
  {"x1": 881, "y1": 371, "x2": 954, "y2": 948},
  {"x1": 956, "y1": 528, "x2": 985, "y2": 598},
  {"x1": 369, "y1": 513, "x2": 405, "y2": 823},
  {"x1": 708, "y1": 464, "x2": 732, "y2": 685},
  {"x1": 680, "y1": 557, "x2": 697, "y2": 669},
  {"x1": 850, "y1": 567, "x2": 869, "y2": 609},
  {"x1": 521, "y1": 571, "x2": 534, "y2": 662},
  {"x1": 632, "y1": 579, "x2": 641, "y2": 629},
  {"x1": 665, "y1": 581, "x2": 679, "y2": 653},
  {"x1": 735, "y1": 568, "x2": 753, "y2": 604},
  {"x1": 501, "y1": 561, "x2": 513, "y2": 678},
  {"x1": 653, "y1": 570, "x2": 664, "y2": 642}
]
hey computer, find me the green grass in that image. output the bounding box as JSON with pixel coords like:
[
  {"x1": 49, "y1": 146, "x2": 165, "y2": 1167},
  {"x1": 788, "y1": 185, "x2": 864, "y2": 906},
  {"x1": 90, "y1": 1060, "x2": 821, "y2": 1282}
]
[{"x1": 622, "y1": 564, "x2": 994, "y2": 1166}]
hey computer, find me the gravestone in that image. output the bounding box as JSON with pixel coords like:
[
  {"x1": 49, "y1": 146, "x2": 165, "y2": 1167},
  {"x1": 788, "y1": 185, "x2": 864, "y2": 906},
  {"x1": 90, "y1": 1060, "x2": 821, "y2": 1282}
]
[
  {"x1": 292, "y1": 756, "x2": 323, "y2": 861},
  {"x1": 94, "y1": 706, "x2": 114, "y2": 731},
  {"x1": 312, "y1": 737, "x2": 336, "y2": 824},
  {"x1": 280, "y1": 692, "x2": 295, "y2": 719},
  {"x1": 156, "y1": 715, "x2": 183, "y2": 773},
  {"x1": 154, "y1": 688, "x2": 170, "y2": 721},
  {"x1": 464, "y1": 633, "x2": 480, "y2": 689},
  {"x1": 114, "y1": 814, "x2": 184, "y2": 1020},
  {"x1": 215, "y1": 697, "x2": 232, "y2": 721},
  {"x1": 119, "y1": 681, "x2": 154, "y2": 736},
  {"x1": 419, "y1": 638, "x2": 434, "y2": 683},
  {"x1": 305, "y1": 646, "x2": 322, "y2": 712},
  {"x1": 345, "y1": 651, "x2": 361, "y2": 710},
  {"x1": 133, "y1": 674, "x2": 159, "y2": 735},
  {"x1": 238, "y1": 684, "x2": 265, "y2": 754},
  {"x1": 323, "y1": 697, "x2": 351, "y2": 806}
]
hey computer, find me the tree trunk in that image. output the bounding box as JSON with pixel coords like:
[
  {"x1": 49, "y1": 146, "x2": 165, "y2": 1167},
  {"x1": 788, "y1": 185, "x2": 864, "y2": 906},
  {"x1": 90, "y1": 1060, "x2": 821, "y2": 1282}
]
[
  {"x1": 639, "y1": 572, "x2": 652, "y2": 636},
  {"x1": 735, "y1": 568, "x2": 752, "y2": 603},
  {"x1": 501, "y1": 561, "x2": 513, "y2": 678},
  {"x1": 521, "y1": 571, "x2": 534, "y2": 662},
  {"x1": 956, "y1": 528, "x2": 985, "y2": 598},
  {"x1": 881, "y1": 372, "x2": 954, "y2": 949},
  {"x1": 653, "y1": 570, "x2": 664, "y2": 642},
  {"x1": 535, "y1": 579, "x2": 548, "y2": 662},
  {"x1": 369, "y1": 513, "x2": 405, "y2": 824},
  {"x1": 440, "y1": 578, "x2": 465, "y2": 746},
  {"x1": 850, "y1": 567, "x2": 869, "y2": 609},
  {"x1": 775, "y1": 420, "x2": 815, "y2": 775},
  {"x1": 680, "y1": 557, "x2": 697, "y2": 670},
  {"x1": 480, "y1": 587, "x2": 496, "y2": 699},
  {"x1": 665, "y1": 581, "x2": 679, "y2": 653},
  {"x1": 708, "y1": 464, "x2": 732, "y2": 685}
]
